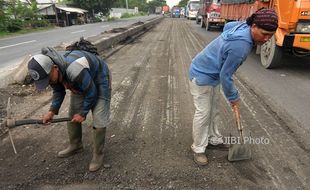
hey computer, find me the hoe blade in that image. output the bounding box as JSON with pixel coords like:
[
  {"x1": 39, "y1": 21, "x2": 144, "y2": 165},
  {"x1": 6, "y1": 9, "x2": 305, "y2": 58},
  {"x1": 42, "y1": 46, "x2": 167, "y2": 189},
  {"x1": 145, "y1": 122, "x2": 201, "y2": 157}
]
[{"x1": 228, "y1": 143, "x2": 251, "y2": 162}]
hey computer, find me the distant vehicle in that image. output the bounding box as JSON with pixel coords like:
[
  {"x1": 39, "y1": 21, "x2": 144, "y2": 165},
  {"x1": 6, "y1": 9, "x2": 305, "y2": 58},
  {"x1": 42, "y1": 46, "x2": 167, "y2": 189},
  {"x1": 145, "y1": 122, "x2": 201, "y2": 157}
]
[
  {"x1": 221, "y1": 0, "x2": 310, "y2": 69},
  {"x1": 162, "y1": 5, "x2": 170, "y2": 14},
  {"x1": 186, "y1": 0, "x2": 200, "y2": 20},
  {"x1": 180, "y1": 7, "x2": 185, "y2": 17},
  {"x1": 199, "y1": 0, "x2": 225, "y2": 30},
  {"x1": 195, "y1": 8, "x2": 202, "y2": 24},
  {"x1": 171, "y1": 6, "x2": 181, "y2": 18},
  {"x1": 155, "y1": 7, "x2": 162, "y2": 14}
]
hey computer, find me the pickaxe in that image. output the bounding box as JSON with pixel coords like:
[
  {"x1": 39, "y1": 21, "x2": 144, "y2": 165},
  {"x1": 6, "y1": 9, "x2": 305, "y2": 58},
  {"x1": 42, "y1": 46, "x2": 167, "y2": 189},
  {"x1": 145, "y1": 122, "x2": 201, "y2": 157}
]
[{"x1": 0, "y1": 98, "x2": 70, "y2": 154}]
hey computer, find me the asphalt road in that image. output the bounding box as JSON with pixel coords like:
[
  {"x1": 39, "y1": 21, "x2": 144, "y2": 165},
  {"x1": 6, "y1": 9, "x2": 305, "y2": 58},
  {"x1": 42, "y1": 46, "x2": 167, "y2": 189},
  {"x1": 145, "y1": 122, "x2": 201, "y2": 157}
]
[
  {"x1": 0, "y1": 15, "x2": 160, "y2": 69},
  {"x1": 0, "y1": 17, "x2": 309, "y2": 189}
]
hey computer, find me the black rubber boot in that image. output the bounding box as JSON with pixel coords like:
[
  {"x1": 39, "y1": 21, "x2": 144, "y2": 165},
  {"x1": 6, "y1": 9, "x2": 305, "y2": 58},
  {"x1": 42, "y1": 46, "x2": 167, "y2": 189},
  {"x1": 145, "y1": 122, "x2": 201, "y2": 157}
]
[
  {"x1": 57, "y1": 122, "x2": 83, "y2": 158},
  {"x1": 89, "y1": 127, "x2": 106, "y2": 172}
]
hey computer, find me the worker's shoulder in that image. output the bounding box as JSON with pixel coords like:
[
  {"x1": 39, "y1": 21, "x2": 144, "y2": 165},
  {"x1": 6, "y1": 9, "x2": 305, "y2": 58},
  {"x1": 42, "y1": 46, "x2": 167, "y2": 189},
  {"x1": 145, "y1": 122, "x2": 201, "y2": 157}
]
[{"x1": 223, "y1": 21, "x2": 242, "y2": 31}]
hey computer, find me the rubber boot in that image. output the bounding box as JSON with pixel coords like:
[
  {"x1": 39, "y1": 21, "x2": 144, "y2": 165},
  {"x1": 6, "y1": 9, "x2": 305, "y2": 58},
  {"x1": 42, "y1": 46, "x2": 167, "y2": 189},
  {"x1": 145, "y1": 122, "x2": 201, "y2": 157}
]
[
  {"x1": 57, "y1": 122, "x2": 83, "y2": 158},
  {"x1": 89, "y1": 127, "x2": 106, "y2": 172}
]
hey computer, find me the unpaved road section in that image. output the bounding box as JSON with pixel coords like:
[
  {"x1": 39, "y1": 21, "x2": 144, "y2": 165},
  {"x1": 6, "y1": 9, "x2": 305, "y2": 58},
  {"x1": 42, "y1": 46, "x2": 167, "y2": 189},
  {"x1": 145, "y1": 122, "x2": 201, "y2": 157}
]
[{"x1": 0, "y1": 18, "x2": 309, "y2": 190}]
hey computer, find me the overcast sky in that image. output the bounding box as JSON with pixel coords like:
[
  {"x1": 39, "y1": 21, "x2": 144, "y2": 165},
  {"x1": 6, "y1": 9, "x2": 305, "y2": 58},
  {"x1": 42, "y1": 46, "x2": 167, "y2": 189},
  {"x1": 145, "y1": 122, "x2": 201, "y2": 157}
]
[{"x1": 166, "y1": 0, "x2": 181, "y2": 8}]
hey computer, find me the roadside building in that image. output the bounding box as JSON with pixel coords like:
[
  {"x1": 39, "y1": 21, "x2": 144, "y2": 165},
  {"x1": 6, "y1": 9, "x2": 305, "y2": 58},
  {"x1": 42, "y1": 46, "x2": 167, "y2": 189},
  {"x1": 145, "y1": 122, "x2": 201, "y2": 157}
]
[
  {"x1": 20, "y1": 0, "x2": 88, "y2": 27},
  {"x1": 37, "y1": 4, "x2": 88, "y2": 26}
]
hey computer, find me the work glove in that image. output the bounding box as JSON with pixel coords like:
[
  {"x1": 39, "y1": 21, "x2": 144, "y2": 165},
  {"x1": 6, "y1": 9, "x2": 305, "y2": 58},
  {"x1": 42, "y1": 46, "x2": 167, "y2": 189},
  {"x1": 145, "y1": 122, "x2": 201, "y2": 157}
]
[
  {"x1": 71, "y1": 114, "x2": 85, "y2": 123},
  {"x1": 43, "y1": 111, "x2": 55, "y2": 124}
]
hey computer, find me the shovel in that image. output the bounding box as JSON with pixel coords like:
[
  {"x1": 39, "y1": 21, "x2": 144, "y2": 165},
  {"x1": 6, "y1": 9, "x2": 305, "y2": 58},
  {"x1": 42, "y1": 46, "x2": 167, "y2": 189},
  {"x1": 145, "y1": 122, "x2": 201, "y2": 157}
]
[{"x1": 228, "y1": 105, "x2": 251, "y2": 161}]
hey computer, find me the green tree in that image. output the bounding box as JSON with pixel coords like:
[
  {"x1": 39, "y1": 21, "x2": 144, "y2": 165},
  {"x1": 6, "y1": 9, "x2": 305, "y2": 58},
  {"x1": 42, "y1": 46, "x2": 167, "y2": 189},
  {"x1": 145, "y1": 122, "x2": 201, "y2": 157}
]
[
  {"x1": 128, "y1": 0, "x2": 147, "y2": 10},
  {"x1": 145, "y1": 0, "x2": 166, "y2": 13},
  {"x1": 113, "y1": 1, "x2": 125, "y2": 8},
  {"x1": 30, "y1": 0, "x2": 38, "y2": 14},
  {"x1": 6, "y1": 0, "x2": 37, "y2": 19},
  {"x1": 178, "y1": 0, "x2": 188, "y2": 7},
  {"x1": 0, "y1": 0, "x2": 7, "y2": 31},
  {"x1": 113, "y1": 0, "x2": 167, "y2": 12},
  {"x1": 68, "y1": 0, "x2": 113, "y2": 16},
  {"x1": 0, "y1": 0, "x2": 6, "y2": 19},
  {"x1": 112, "y1": 0, "x2": 147, "y2": 11},
  {"x1": 7, "y1": 0, "x2": 18, "y2": 19}
]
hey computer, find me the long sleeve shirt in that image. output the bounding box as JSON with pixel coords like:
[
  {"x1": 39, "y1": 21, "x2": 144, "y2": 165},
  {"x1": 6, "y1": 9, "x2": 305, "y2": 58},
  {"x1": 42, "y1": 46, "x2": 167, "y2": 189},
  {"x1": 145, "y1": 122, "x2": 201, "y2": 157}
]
[
  {"x1": 49, "y1": 50, "x2": 110, "y2": 117},
  {"x1": 189, "y1": 21, "x2": 254, "y2": 102}
]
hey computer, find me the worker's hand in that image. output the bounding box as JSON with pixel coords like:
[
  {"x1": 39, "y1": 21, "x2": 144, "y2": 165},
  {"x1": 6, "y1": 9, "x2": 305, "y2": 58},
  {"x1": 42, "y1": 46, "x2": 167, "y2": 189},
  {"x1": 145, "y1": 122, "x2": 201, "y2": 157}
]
[
  {"x1": 43, "y1": 111, "x2": 55, "y2": 124},
  {"x1": 230, "y1": 99, "x2": 240, "y2": 111},
  {"x1": 231, "y1": 99, "x2": 241, "y2": 120},
  {"x1": 71, "y1": 114, "x2": 85, "y2": 123}
]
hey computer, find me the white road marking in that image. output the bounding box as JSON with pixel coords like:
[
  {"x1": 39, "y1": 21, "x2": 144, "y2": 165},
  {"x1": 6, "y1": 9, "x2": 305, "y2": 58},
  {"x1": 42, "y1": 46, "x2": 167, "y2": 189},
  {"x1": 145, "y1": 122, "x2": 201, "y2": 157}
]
[
  {"x1": 71, "y1": 30, "x2": 86, "y2": 34},
  {"x1": 0, "y1": 40, "x2": 36, "y2": 50}
]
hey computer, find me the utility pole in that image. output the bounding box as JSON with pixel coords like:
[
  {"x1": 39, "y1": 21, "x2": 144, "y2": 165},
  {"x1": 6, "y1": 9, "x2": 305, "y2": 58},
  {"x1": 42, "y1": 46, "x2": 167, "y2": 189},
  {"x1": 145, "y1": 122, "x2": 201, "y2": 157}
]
[
  {"x1": 52, "y1": 3, "x2": 59, "y2": 26},
  {"x1": 125, "y1": 0, "x2": 128, "y2": 12}
]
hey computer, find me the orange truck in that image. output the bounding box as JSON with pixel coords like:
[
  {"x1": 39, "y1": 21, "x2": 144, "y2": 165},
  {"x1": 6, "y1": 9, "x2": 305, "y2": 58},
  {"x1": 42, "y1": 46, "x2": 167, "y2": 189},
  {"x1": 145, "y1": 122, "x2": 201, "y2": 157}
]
[
  {"x1": 221, "y1": 0, "x2": 310, "y2": 69},
  {"x1": 162, "y1": 5, "x2": 170, "y2": 14}
]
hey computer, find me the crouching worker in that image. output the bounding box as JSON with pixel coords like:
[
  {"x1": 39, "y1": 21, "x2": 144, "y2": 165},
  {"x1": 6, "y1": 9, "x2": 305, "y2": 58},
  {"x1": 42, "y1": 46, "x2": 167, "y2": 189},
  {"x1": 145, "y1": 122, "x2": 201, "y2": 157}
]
[{"x1": 27, "y1": 44, "x2": 111, "y2": 172}]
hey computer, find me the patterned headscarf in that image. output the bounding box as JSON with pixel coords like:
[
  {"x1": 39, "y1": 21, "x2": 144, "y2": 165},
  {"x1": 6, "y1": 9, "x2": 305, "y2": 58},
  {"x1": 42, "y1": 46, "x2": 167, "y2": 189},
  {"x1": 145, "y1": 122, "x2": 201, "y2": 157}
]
[{"x1": 246, "y1": 8, "x2": 278, "y2": 32}]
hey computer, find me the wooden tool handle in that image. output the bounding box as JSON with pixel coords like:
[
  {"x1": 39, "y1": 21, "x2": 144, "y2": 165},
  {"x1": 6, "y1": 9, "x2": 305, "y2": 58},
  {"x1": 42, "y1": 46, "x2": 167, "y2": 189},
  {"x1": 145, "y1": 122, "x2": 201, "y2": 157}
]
[
  {"x1": 12, "y1": 117, "x2": 71, "y2": 128},
  {"x1": 232, "y1": 105, "x2": 240, "y2": 122}
]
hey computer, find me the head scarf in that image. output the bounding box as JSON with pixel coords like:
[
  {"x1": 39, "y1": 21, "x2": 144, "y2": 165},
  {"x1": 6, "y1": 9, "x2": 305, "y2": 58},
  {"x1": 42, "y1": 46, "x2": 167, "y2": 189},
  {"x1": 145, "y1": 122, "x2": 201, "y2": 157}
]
[{"x1": 246, "y1": 8, "x2": 278, "y2": 31}]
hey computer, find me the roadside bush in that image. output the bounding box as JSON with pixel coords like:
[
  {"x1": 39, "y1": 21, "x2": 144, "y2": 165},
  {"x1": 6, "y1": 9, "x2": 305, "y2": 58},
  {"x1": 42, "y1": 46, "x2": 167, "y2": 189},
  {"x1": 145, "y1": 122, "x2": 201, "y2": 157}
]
[
  {"x1": 29, "y1": 19, "x2": 50, "y2": 28},
  {"x1": 107, "y1": 17, "x2": 118, "y2": 21},
  {"x1": 6, "y1": 19, "x2": 22, "y2": 32},
  {"x1": 0, "y1": 21, "x2": 7, "y2": 32},
  {"x1": 120, "y1": 12, "x2": 146, "y2": 19},
  {"x1": 92, "y1": 16, "x2": 102, "y2": 23},
  {"x1": 121, "y1": 12, "x2": 133, "y2": 18},
  {"x1": 0, "y1": 15, "x2": 7, "y2": 32}
]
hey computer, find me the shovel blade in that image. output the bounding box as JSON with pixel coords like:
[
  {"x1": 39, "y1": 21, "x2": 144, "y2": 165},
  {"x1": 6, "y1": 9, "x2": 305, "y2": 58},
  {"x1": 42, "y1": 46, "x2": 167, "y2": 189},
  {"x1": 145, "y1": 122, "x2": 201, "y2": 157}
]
[{"x1": 228, "y1": 144, "x2": 251, "y2": 162}]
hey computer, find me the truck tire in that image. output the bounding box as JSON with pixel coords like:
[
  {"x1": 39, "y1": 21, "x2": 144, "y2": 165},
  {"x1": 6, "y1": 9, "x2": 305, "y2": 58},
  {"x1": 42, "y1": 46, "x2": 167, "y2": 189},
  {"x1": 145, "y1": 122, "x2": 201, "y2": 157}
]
[
  {"x1": 206, "y1": 19, "x2": 210, "y2": 31},
  {"x1": 260, "y1": 36, "x2": 283, "y2": 69},
  {"x1": 201, "y1": 17, "x2": 206, "y2": 28}
]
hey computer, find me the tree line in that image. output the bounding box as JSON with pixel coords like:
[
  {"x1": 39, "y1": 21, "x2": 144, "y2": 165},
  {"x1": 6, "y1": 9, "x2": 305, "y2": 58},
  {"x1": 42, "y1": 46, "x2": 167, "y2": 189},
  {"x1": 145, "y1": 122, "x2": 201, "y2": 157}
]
[
  {"x1": 1, "y1": 0, "x2": 49, "y2": 33},
  {"x1": 0, "y1": 0, "x2": 169, "y2": 33}
]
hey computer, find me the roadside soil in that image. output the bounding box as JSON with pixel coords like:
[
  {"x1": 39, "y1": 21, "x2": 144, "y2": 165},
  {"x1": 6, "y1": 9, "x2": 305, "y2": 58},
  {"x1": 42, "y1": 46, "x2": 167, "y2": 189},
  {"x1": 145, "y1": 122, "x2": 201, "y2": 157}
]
[{"x1": 0, "y1": 18, "x2": 309, "y2": 190}]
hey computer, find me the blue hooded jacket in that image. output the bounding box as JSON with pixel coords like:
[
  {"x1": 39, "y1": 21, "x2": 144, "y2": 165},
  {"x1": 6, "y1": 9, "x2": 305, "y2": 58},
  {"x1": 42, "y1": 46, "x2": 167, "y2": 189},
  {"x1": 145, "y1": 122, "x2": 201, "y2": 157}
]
[
  {"x1": 189, "y1": 21, "x2": 254, "y2": 102},
  {"x1": 44, "y1": 49, "x2": 110, "y2": 117}
]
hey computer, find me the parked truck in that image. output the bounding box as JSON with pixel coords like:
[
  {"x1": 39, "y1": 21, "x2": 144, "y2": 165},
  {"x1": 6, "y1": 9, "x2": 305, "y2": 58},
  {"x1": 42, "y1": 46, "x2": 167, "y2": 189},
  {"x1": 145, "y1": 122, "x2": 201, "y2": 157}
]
[
  {"x1": 162, "y1": 5, "x2": 170, "y2": 15},
  {"x1": 221, "y1": 0, "x2": 310, "y2": 69},
  {"x1": 186, "y1": 0, "x2": 200, "y2": 19},
  {"x1": 199, "y1": 0, "x2": 226, "y2": 30},
  {"x1": 171, "y1": 6, "x2": 181, "y2": 18},
  {"x1": 155, "y1": 7, "x2": 162, "y2": 14}
]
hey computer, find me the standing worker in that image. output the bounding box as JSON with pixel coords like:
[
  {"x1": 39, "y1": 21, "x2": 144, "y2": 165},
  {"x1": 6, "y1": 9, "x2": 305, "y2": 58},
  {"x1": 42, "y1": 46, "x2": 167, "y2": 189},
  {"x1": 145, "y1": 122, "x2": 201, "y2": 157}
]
[
  {"x1": 188, "y1": 8, "x2": 278, "y2": 165},
  {"x1": 27, "y1": 43, "x2": 111, "y2": 172}
]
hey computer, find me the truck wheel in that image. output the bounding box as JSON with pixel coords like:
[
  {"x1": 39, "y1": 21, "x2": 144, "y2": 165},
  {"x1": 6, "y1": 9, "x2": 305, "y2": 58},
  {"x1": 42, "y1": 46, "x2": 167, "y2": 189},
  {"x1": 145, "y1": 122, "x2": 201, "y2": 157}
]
[
  {"x1": 200, "y1": 18, "x2": 206, "y2": 28},
  {"x1": 260, "y1": 36, "x2": 283, "y2": 69},
  {"x1": 206, "y1": 19, "x2": 210, "y2": 31},
  {"x1": 196, "y1": 17, "x2": 199, "y2": 24}
]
